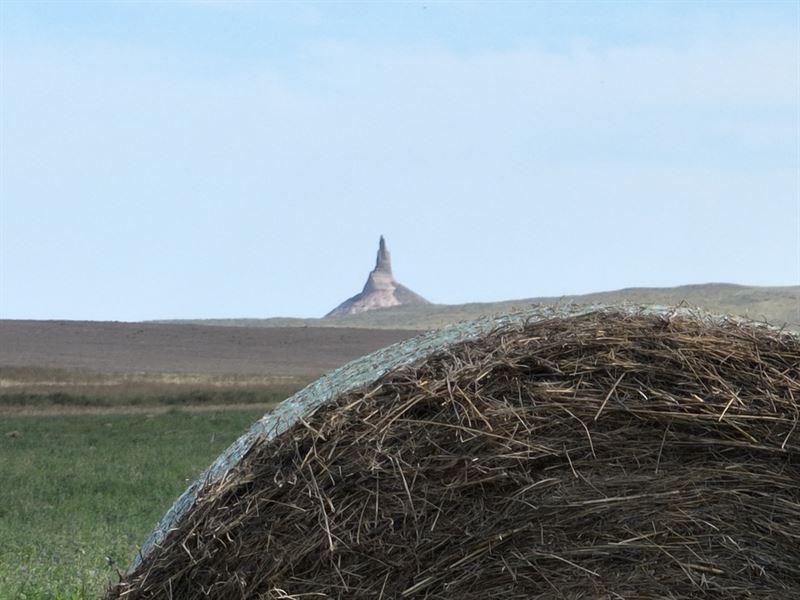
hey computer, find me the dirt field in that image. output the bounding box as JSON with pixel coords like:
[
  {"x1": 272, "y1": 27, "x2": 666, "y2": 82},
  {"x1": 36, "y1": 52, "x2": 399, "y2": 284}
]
[{"x1": 0, "y1": 320, "x2": 421, "y2": 377}]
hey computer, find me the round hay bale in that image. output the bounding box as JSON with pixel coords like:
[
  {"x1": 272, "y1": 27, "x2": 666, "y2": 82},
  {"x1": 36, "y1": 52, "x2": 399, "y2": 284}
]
[{"x1": 109, "y1": 307, "x2": 800, "y2": 599}]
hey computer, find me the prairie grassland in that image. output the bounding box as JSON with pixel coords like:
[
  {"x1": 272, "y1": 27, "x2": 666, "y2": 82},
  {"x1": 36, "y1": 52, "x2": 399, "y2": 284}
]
[
  {"x1": 1, "y1": 410, "x2": 266, "y2": 600},
  {"x1": 0, "y1": 366, "x2": 308, "y2": 412},
  {"x1": 168, "y1": 283, "x2": 800, "y2": 331}
]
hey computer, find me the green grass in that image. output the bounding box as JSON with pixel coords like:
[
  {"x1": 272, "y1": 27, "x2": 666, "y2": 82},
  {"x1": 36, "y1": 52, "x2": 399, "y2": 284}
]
[
  {"x1": 0, "y1": 388, "x2": 294, "y2": 409},
  {"x1": 0, "y1": 410, "x2": 265, "y2": 599}
]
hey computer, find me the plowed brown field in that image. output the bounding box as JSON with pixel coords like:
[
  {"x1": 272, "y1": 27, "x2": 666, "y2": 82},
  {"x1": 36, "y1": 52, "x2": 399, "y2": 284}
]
[{"x1": 0, "y1": 320, "x2": 421, "y2": 377}]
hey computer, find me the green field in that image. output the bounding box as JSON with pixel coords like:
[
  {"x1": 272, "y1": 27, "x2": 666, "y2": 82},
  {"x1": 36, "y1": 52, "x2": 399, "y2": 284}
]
[{"x1": 1, "y1": 410, "x2": 266, "y2": 600}]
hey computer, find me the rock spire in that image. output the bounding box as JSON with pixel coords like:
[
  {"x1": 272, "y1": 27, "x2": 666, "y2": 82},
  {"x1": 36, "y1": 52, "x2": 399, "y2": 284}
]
[
  {"x1": 374, "y1": 236, "x2": 391, "y2": 273},
  {"x1": 325, "y1": 237, "x2": 430, "y2": 317}
]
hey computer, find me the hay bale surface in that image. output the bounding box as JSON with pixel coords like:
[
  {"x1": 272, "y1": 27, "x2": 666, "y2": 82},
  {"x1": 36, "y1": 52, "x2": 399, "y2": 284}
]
[{"x1": 110, "y1": 310, "x2": 800, "y2": 599}]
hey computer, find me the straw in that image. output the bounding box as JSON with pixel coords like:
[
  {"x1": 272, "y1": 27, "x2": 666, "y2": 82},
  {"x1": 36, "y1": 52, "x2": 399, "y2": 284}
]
[{"x1": 108, "y1": 309, "x2": 800, "y2": 599}]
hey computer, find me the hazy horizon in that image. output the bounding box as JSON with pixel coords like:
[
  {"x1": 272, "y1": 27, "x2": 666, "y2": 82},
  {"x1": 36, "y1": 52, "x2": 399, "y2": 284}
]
[{"x1": 2, "y1": 2, "x2": 798, "y2": 320}]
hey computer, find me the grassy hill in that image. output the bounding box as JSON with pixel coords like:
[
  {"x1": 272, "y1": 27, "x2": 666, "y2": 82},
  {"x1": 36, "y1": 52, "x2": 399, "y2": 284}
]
[{"x1": 160, "y1": 283, "x2": 800, "y2": 331}]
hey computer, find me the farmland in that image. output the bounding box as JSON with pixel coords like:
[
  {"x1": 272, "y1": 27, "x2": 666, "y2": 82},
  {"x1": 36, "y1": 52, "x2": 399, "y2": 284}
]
[
  {"x1": 0, "y1": 286, "x2": 796, "y2": 598},
  {"x1": 0, "y1": 322, "x2": 422, "y2": 597},
  {"x1": 1, "y1": 410, "x2": 266, "y2": 599}
]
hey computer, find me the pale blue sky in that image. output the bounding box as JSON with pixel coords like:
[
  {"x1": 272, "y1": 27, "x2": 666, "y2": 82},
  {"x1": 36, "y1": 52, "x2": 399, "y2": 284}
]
[{"x1": 1, "y1": 1, "x2": 798, "y2": 320}]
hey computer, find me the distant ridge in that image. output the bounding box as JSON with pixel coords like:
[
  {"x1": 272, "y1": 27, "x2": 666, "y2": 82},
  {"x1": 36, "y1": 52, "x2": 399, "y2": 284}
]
[
  {"x1": 325, "y1": 236, "x2": 430, "y2": 317},
  {"x1": 157, "y1": 283, "x2": 799, "y2": 332}
]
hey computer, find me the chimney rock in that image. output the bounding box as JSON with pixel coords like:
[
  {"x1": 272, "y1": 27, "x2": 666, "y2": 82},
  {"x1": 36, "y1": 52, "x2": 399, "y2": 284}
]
[{"x1": 325, "y1": 237, "x2": 430, "y2": 317}]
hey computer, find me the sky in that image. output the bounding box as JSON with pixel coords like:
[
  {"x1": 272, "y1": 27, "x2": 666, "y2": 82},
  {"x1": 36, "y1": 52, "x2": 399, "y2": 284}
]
[{"x1": 1, "y1": 1, "x2": 798, "y2": 321}]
